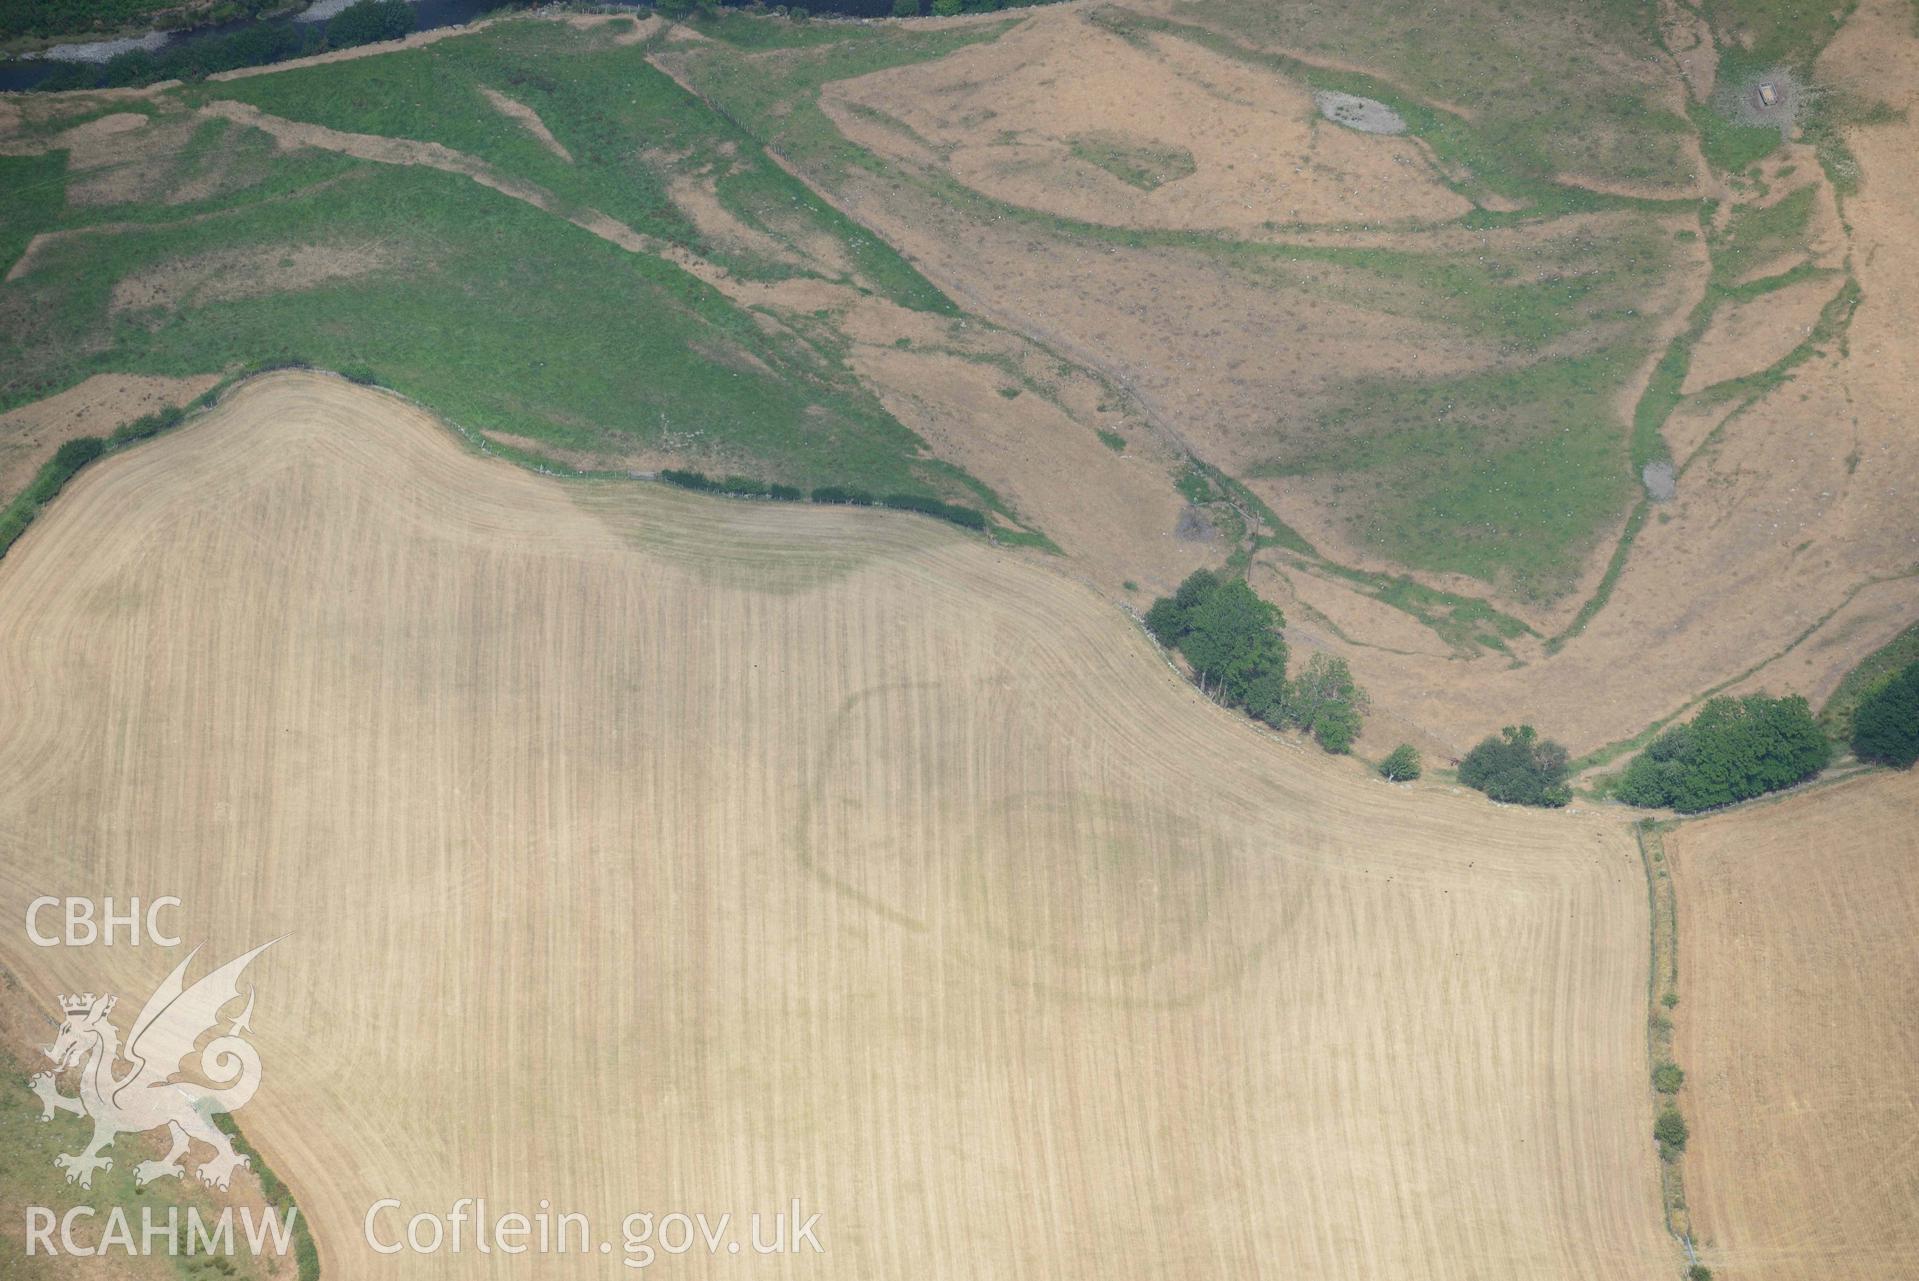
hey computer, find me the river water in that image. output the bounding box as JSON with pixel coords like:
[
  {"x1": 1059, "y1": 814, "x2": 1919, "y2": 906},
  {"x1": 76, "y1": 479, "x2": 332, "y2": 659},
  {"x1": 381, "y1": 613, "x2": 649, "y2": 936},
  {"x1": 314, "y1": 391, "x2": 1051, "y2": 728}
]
[
  {"x1": 0, "y1": 0, "x2": 507, "y2": 92},
  {"x1": 2, "y1": 0, "x2": 925, "y2": 92}
]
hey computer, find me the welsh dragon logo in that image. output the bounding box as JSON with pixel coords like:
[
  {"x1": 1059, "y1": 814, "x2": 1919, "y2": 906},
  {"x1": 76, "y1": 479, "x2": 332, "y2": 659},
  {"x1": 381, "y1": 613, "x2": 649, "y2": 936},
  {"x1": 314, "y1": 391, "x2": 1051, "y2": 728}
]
[{"x1": 30, "y1": 940, "x2": 278, "y2": 1192}]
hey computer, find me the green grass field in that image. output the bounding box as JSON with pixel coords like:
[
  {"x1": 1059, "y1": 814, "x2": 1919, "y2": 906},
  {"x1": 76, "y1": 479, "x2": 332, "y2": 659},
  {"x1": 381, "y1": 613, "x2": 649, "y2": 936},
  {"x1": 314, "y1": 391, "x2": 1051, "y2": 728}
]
[
  {"x1": 1255, "y1": 345, "x2": 1643, "y2": 598},
  {"x1": 186, "y1": 20, "x2": 955, "y2": 308},
  {"x1": 0, "y1": 17, "x2": 1012, "y2": 508}
]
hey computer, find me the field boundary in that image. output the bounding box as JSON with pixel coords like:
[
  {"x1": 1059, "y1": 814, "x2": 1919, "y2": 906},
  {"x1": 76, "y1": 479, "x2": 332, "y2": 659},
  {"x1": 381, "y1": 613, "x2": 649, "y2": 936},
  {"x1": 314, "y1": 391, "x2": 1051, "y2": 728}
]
[
  {"x1": 1637, "y1": 819, "x2": 1695, "y2": 1266},
  {"x1": 213, "y1": 1111, "x2": 322, "y2": 1279}
]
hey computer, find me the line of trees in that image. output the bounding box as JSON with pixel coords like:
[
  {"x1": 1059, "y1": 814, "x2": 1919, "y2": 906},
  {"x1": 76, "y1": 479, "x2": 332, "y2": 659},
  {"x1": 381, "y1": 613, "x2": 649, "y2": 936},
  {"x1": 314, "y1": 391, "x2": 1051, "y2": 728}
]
[
  {"x1": 1615, "y1": 693, "x2": 1830, "y2": 813},
  {"x1": 1143, "y1": 570, "x2": 1370, "y2": 753},
  {"x1": 660, "y1": 468, "x2": 989, "y2": 531},
  {"x1": 1135, "y1": 567, "x2": 1912, "y2": 811}
]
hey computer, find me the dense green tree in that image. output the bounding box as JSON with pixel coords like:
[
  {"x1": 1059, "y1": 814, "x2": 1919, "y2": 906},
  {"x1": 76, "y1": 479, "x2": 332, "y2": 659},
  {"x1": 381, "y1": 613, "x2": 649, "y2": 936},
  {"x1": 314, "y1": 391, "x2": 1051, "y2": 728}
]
[
  {"x1": 1288, "y1": 653, "x2": 1368, "y2": 731},
  {"x1": 1616, "y1": 693, "x2": 1830, "y2": 812},
  {"x1": 1142, "y1": 572, "x2": 1379, "y2": 752},
  {"x1": 1143, "y1": 597, "x2": 1187, "y2": 646},
  {"x1": 931, "y1": 0, "x2": 963, "y2": 13},
  {"x1": 891, "y1": 0, "x2": 920, "y2": 14},
  {"x1": 1174, "y1": 569, "x2": 1219, "y2": 610},
  {"x1": 1181, "y1": 578, "x2": 1288, "y2": 711},
  {"x1": 1143, "y1": 570, "x2": 1288, "y2": 720},
  {"x1": 1654, "y1": 1107, "x2": 1688, "y2": 1154},
  {"x1": 1851, "y1": 659, "x2": 1919, "y2": 768},
  {"x1": 1379, "y1": 744, "x2": 1422, "y2": 781},
  {"x1": 1459, "y1": 725, "x2": 1571, "y2": 808},
  {"x1": 1310, "y1": 701, "x2": 1362, "y2": 754}
]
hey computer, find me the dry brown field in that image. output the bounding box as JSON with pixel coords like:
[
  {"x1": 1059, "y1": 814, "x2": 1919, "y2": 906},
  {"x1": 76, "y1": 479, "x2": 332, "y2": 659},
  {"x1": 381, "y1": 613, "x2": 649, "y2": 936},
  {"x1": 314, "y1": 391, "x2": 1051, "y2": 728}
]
[
  {"x1": 0, "y1": 373, "x2": 1671, "y2": 1278},
  {"x1": 1669, "y1": 767, "x2": 1919, "y2": 1281},
  {"x1": 658, "y1": 0, "x2": 1919, "y2": 758}
]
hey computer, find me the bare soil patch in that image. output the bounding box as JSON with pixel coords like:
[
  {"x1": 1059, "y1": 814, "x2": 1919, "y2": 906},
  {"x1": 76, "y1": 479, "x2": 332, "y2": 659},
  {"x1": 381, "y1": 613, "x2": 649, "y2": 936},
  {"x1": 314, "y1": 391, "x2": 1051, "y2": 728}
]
[
  {"x1": 0, "y1": 373, "x2": 217, "y2": 501},
  {"x1": 652, "y1": 253, "x2": 1202, "y2": 590},
  {"x1": 811, "y1": 157, "x2": 1497, "y2": 479},
  {"x1": 1262, "y1": 560, "x2": 1454, "y2": 659},
  {"x1": 824, "y1": 8, "x2": 1468, "y2": 231},
  {"x1": 849, "y1": 344, "x2": 1207, "y2": 593},
  {"x1": 49, "y1": 109, "x2": 205, "y2": 207},
  {"x1": 108, "y1": 239, "x2": 406, "y2": 314},
  {"x1": 479, "y1": 86, "x2": 573, "y2": 161},
  {"x1": 1661, "y1": 394, "x2": 1744, "y2": 469},
  {"x1": 665, "y1": 170, "x2": 818, "y2": 272}
]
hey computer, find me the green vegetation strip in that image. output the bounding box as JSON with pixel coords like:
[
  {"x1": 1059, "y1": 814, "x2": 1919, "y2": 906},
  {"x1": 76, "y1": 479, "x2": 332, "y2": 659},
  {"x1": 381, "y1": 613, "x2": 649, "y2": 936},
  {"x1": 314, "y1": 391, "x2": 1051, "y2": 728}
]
[
  {"x1": 1636, "y1": 821, "x2": 1694, "y2": 1253},
  {"x1": 214, "y1": 1111, "x2": 323, "y2": 1280},
  {"x1": 660, "y1": 467, "x2": 988, "y2": 530}
]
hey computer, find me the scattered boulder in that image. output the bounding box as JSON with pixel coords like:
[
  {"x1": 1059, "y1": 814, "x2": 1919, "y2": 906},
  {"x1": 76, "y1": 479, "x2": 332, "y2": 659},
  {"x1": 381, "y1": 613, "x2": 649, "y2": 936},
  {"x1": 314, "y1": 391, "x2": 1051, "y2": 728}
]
[{"x1": 1313, "y1": 90, "x2": 1407, "y2": 136}]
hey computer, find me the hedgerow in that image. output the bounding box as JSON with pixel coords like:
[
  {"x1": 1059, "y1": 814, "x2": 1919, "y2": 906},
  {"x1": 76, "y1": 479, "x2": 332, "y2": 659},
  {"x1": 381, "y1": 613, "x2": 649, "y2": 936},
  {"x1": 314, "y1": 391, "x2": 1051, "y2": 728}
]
[
  {"x1": 658, "y1": 469, "x2": 988, "y2": 530},
  {"x1": 0, "y1": 436, "x2": 106, "y2": 559}
]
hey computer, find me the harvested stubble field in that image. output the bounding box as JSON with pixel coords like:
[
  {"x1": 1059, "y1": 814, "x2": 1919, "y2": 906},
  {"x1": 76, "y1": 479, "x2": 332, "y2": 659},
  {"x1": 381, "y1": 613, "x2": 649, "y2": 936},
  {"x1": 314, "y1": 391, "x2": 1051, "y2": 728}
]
[
  {"x1": 1669, "y1": 768, "x2": 1919, "y2": 1281},
  {"x1": 0, "y1": 373, "x2": 1671, "y2": 1279}
]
